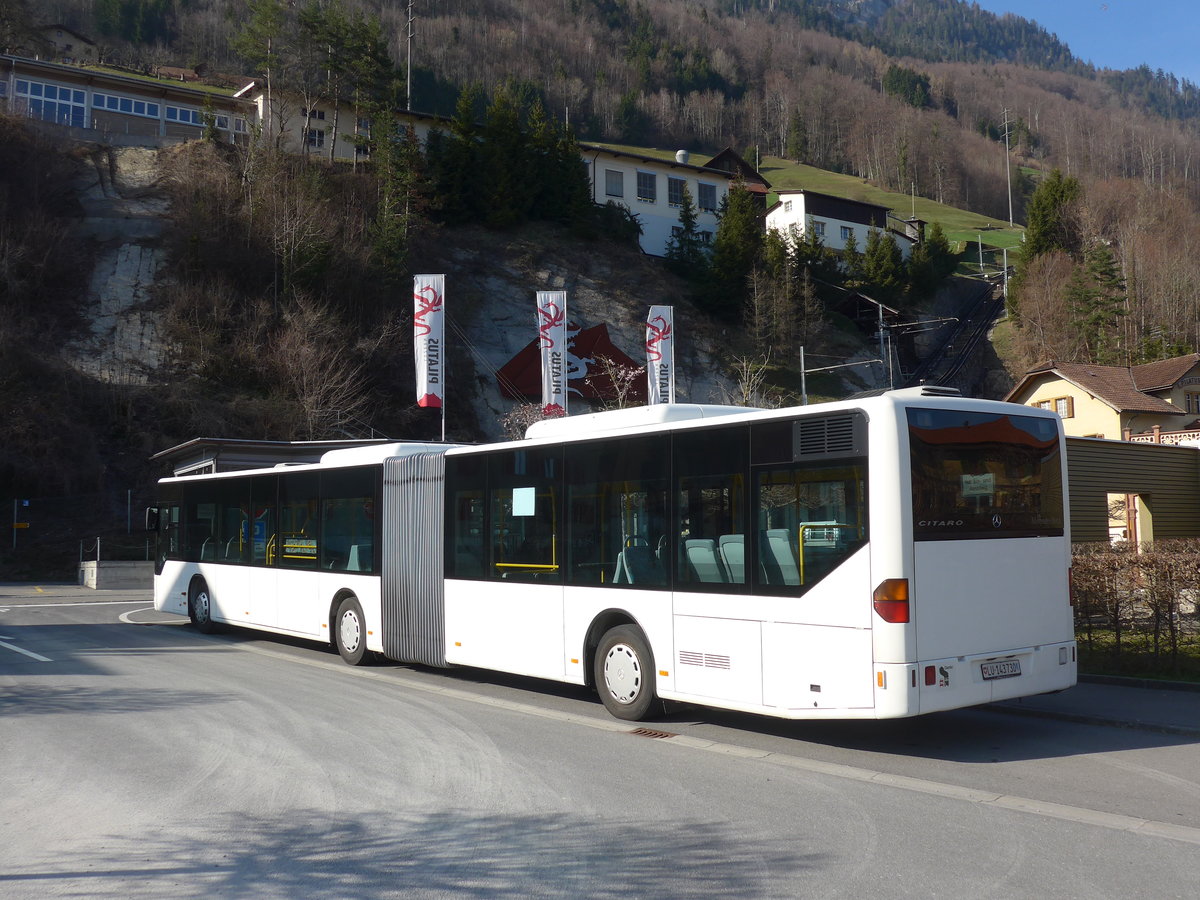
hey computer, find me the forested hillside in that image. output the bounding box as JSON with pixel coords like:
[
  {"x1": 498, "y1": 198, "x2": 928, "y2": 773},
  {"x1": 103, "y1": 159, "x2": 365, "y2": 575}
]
[{"x1": 6, "y1": 0, "x2": 1200, "y2": 577}]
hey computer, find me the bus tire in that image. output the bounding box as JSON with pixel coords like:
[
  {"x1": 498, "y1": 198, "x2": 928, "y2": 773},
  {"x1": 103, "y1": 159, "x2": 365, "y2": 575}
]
[
  {"x1": 595, "y1": 625, "x2": 656, "y2": 721},
  {"x1": 334, "y1": 595, "x2": 368, "y2": 666},
  {"x1": 189, "y1": 579, "x2": 218, "y2": 634}
]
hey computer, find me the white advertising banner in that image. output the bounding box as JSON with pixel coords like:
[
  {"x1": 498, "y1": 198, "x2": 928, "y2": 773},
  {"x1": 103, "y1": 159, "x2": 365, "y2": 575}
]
[
  {"x1": 537, "y1": 291, "x2": 568, "y2": 415},
  {"x1": 646, "y1": 305, "x2": 675, "y2": 404},
  {"x1": 413, "y1": 274, "x2": 445, "y2": 408}
]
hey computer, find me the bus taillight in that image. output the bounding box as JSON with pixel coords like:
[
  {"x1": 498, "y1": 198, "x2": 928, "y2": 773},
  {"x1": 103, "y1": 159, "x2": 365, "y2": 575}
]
[{"x1": 873, "y1": 578, "x2": 910, "y2": 623}]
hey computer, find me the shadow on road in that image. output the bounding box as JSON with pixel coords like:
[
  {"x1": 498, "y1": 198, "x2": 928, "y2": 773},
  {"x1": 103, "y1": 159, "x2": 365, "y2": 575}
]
[{"x1": 0, "y1": 809, "x2": 821, "y2": 898}]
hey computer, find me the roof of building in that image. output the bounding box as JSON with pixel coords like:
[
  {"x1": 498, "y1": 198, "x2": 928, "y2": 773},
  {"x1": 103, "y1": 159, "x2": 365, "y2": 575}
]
[
  {"x1": 769, "y1": 188, "x2": 891, "y2": 213},
  {"x1": 1132, "y1": 353, "x2": 1200, "y2": 392},
  {"x1": 1005, "y1": 359, "x2": 1191, "y2": 415},
  {"x1": 151, "y1": 437, "x2": 392, "y2": 476},
  {"x1": 40, "y1": 24, "x2": 96, "y2": 45},
  {"x1": 1, "y1": 54, "x2": 253, "y2": 108},
  {"x1": 579, "y1": 143, "x2": 747, "y2": 181}
]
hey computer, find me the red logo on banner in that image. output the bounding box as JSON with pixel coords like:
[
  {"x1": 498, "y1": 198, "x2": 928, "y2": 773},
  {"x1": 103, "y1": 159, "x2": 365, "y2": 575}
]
[
  {"x1": 413, "y1": 284, "x2": 443, "y2": 337},
  {"x1": 538, "y1": 301, "x2": 565, "y2": 348},
  {"x1": 646, "y1": 315, "x2": 672, "y2": 362},
  {"x1": 542, "y1": 403, "x2": 566, "y2": 417},
  {"x1": 417, "y1": 393, "x2": 442, "y2": 408}
]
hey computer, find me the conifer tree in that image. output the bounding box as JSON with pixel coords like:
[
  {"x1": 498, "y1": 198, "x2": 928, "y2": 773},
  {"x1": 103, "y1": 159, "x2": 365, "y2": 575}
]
[
  {"x1": 664, "y1": 185, "x2": 708, "y2": 278},
  {"x1": 861, "y1": 229, "x2": 905, "y2": 305},
  {"x1": 480, "y1": 85, "x2": 532, "y2": 228},
  {"x1": 704, "y1": 180, "x2": 763, "y2": 320}
]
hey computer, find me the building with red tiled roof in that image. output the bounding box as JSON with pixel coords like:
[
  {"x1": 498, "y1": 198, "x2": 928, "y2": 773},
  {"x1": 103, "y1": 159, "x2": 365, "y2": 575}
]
[{"x1": 1005, "y1": 355, "x2": 1200, "y2": 439}]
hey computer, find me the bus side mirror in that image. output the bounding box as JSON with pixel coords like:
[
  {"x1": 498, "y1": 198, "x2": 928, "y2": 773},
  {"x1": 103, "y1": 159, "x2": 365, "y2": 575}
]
[{"x1": 145, "y1": 507, "x2": 159, "y2": 531}]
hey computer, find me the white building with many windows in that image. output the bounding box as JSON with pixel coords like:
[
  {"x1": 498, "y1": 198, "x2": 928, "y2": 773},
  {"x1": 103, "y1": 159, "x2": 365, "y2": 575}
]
[
  {"x1": 766, "y1": 188, "x2": 918, "y2": 260},
  {"x1": 0, "y1": 54, "x2": 253, "y2": 144},
  {"x1": 580, "y1": 145, "x2": 769, "y2": 257},
  {"x1": 1, "y1": 51, "x2": 777, "y2": 260}
]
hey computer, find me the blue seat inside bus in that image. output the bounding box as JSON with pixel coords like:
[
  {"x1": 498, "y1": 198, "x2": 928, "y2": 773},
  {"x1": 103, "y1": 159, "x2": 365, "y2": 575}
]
[
  {"x1": 612, "y1": 545, "x2": 662, "y2": 585},
  {"x1": 684, "y1": 538, "x2": 728, "y2": 583}
]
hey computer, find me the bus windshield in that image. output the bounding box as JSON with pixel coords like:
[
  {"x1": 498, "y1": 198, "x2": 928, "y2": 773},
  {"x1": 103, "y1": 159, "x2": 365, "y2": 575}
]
[{"x1": 907, "y1": 408, "x2": 1064, "y2": 540}]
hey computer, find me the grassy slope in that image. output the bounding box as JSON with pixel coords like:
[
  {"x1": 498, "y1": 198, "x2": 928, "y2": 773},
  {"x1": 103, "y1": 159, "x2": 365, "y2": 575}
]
[{"x1": 589, "y1": 142, "x2": 1026, "y2": 250}]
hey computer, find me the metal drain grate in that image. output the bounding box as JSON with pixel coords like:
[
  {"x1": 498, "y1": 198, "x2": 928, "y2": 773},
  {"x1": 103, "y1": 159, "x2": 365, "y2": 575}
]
[{"x1": 629, "y1": 727, "x2": 678, "y2": 740}]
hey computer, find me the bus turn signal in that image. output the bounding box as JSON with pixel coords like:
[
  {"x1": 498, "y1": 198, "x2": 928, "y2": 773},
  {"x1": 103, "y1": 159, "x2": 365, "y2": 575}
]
[{"x1": 873, "y1": 578, "x2": 910, "y2": 623}]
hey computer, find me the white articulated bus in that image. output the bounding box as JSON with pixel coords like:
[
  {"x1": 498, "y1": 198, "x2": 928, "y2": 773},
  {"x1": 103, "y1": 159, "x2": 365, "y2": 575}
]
[{"x1": 149, "y1": 387, "x2": 1076, "y2": 721}]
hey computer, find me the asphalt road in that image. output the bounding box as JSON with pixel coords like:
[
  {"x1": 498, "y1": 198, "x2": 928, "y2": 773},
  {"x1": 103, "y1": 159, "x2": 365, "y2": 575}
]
[{"x1": 2, "y1": 584, "x2": 1198, "y2": 898}]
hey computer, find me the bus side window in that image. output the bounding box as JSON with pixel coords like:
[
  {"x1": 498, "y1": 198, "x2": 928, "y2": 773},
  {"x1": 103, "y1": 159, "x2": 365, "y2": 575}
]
[
  {"x1": 446, "y1": 455, "x2": 487, "y2": 580},
  {"x1": 278, "y1": 470, "x2": 320, "y2": 569},
  {"x1": 250, "y1": 475, "x2": 277, "y2": 566},
  {"x1": 565, "y1": 435, "x2": 668, "y2": 589},
  {"x1": 674, "y1": 425, "x2": 748, "y2": 591},
  {"x1": 321, "y1": 467, "x2": 378, "y2": 574},
  {"x1": 754, "y1": 464, "x2": 867, "y2": 594},
  {"x1": 488, "y1": 447, "x2": 562, "y2": 583}
]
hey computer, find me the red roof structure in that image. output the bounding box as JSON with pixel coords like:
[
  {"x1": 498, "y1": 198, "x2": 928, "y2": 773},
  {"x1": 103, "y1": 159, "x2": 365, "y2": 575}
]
[{"x1": 496, "y1": 323, "x2": 647, "y2": 404}]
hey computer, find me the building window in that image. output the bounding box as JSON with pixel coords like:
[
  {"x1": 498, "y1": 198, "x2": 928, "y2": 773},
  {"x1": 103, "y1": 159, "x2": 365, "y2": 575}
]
[
  {"x1": 15, "y1": 78, "x2": 86, "y2": 128},
  {"x1": 668, "y1": 176, "x2": 685, "y2": 208},
  {"x1": 783, "y1": 200, "x2": 793, "y2": 213},
  {"x1": 699, "y1": 230, "x2": 713, "y2": 246},
  {"x1": 636, "y1": 171, "x2": 656, "y2": 203},
  {"x1": 1187, "y1": 392, "x2": 1200, "y2": 414},
  {"x1": 698, "y1": 182, "x2": 717, "y2": 212},
  {"x1": 840, "y1": 226, "x2": 853, "y2": 241},
  {"x1": 166, "y1": 106, "x2": 202, "y2": 125},
  {"x1": 307, "y1": 108, "x2": 326, "y2": 120},
  {"x1": 811, "y1": 220, "x2": 826, "y2": 237},
  {"x1": 605, "y1": 169, "x2": 624, "y2": 198},
  {"x1": 94, "y1": 93, "x2": 157, "y2": 117},
  {"x1": 1054, "y1": 396, "x2": 1074, "y2": 418},
  {"x1": 305, "y1": 128, "x2": 325, "y2": 149}
]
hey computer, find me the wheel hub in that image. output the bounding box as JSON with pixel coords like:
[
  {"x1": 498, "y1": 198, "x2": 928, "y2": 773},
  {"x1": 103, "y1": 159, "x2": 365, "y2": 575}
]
[
  {"x1": 339, "y1": 611, "x2": 361, "y2": 651},
  {"x1": 604, "y1": 643, "x2": 641, "y2": 704}
]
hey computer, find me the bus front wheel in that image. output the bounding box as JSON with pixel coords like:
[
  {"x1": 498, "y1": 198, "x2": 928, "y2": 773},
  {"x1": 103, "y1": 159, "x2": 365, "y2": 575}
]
[
  {"x1": 334, "y1": 596, "x2": 368, "y2": 666},
  {"x1": 189, "y1": 579, "x2": 217, "y2": 634},
  {"x1": 595, "y1": 625, "x2": 657, "y2": 721}
]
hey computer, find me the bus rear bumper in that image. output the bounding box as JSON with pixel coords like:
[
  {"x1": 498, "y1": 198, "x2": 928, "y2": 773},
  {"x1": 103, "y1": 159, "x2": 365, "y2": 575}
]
[{"x1": 915, "y1": 641, "x2": 1078, "y2": 715}]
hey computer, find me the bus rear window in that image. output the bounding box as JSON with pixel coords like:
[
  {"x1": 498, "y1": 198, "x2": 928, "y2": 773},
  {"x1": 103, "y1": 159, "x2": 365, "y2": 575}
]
[{"x1": 907, "y1": 408, "x2": 1064, "y2": 540}]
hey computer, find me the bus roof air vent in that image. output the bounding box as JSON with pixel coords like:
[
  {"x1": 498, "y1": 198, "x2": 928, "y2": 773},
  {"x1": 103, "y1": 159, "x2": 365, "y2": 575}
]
[{"x1": 888, "y1": 385, "x2": 962, "y2": 398}]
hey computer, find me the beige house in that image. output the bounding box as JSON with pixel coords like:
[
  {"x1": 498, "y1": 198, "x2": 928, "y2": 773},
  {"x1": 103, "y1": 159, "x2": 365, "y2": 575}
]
[
  {"x1": 38, "y1": 25, "x2": 99, "y2": 65},
  {"x1": 1005, "y1": 356, "x2": 1200, "y2": 440}
]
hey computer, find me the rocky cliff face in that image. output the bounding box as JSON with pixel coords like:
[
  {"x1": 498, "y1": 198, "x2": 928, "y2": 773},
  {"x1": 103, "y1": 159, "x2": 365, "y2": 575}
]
[
  {"x1": 67, "y1": 147, "x2": 169, "y2": 385},
  {"x1": 62, "y1": 146, "x2": 900, "y2": 444}
]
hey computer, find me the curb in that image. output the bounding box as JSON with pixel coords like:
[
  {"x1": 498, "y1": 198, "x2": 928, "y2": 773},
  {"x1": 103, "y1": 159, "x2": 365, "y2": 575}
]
[
  {"x1": 984, "y1": 701, "x2": 1200, "y2": 738},
  {"x1": 1079, "y1": 673, "x2": 1200, "y2": 693}
]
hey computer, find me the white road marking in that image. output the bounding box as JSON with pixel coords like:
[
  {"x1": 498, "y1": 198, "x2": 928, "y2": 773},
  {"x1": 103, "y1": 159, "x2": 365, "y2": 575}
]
[
  {"x1": 1, "y1": 600, "x2": 148, "y2": 608},
  {"x1": 0, "y1": 639, "x2": 51, "y2": 662},
  {"x1": 119, "y1": 607, "x2": 181, "y2": 625}
]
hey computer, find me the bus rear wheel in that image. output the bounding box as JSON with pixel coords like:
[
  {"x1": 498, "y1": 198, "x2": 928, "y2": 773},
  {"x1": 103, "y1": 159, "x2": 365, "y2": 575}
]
[
  {"x1": 189, "y1": 579, "x2": 217, "y2": 634},
  {"x1": 334, "y1": 596, "x2": 368, "y2": 666},
  {"x1": 595, "y1": 625, "x2": 656, "y2": 721}
]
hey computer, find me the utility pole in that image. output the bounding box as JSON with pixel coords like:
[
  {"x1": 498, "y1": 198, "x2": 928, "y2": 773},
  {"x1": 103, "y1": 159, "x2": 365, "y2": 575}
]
[
  {"x1": 406, "y1": 0, "x2": 416, "y2": 110},
  {"x1": 1003, "y1": 107, "x2": 1014, "y2": 226}
]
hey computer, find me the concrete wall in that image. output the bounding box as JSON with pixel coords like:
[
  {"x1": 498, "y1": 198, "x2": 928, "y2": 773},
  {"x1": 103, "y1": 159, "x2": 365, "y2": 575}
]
[{"x1": 78, "y1": 560, "x2": 153, "y2": 590}]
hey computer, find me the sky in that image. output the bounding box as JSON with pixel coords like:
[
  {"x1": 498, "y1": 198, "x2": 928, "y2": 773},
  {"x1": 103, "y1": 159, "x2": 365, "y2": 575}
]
[{"x1": 970, "y1": 0, "x2": 1200, "y2": 87}]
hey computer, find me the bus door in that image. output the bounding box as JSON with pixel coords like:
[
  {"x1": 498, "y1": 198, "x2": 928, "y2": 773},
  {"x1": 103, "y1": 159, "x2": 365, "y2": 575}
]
[{"x1": 274, "y1": 471, "x2": 321, "y2": 635}]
